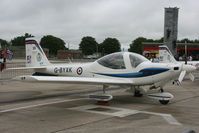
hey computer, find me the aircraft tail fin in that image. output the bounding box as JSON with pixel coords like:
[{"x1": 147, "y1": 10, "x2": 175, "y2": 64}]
[
  {"x1": 25, "y1": 38, "x2": 51, "y2": 67},
  {"x1": 158, "y1": 45, "x2": 177, "y2": 63}
]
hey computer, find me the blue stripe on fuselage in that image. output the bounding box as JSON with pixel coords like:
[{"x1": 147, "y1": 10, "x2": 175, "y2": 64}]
[{"x1": 94, "y1": 68, "x2": 170, "y2": 78}]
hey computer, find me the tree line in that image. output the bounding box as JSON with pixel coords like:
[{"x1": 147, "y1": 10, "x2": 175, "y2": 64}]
[
  {"x1": 1, "y1": 33, "x2": 199, "y2": 56},
  {"x1": 79, "y1": 36, "x2": 121, "y2": 55},
  {"x1": 128, "y1": 37, "x2": 199, "y2": 54},
  {"x1": 0, "y1": 33, "x2": 67, "y2": 56}
]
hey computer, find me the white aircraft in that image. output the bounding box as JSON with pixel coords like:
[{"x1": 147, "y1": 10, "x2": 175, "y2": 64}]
[
  {"x1": 159, "y1": 45, "x2": 199, "y2": 68},
  {"x1": 158, "y1": 45, "x2": 198, "y2": 82},
  {"x1": 11, "y1": 38, "x2": 196, "y2": 105}
]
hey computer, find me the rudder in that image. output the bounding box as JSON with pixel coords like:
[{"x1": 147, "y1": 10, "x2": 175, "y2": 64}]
[{"x1": 25, "y1": 38, "x2": 51, "y2": 67}]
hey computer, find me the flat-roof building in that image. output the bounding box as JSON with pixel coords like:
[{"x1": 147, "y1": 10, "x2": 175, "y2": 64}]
[{"x1": 142, "y1": 42, "x2": 199, "y2": 60}]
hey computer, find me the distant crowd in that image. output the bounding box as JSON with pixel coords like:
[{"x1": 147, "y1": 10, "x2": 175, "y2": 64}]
[
  {"x1": 0, "y1": 48, "x2": 13, "y2": 72},
  {"x1": 0, "y1": 49, "x2": 6, "y2": 71}
]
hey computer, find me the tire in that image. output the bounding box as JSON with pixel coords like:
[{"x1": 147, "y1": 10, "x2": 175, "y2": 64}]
[
  {"x1": 134, "y1": 90, "x2": 143, "y2": 97},
  {"x1": 159, "y1": 100, "x2": 169, "y2": 105}
]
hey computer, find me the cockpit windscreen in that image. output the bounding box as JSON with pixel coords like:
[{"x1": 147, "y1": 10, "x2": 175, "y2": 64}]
[
  {"x1": 129, "y1": 53, "x2": 148, "y2": 68},
  {"x1": 97, "y1": 53, "x2": 126, "y2": 69}
]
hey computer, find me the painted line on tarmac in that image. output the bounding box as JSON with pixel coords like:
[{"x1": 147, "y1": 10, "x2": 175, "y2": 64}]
[
  {"x1": 0, "y1": 98, "x2": 87, "y2": 113},
  {"x1": 69, "y1": 105, "x2": 182, "y2": 126},
  {"x1": 140, "y1": 110, "x2": 181, "y2": 126}
]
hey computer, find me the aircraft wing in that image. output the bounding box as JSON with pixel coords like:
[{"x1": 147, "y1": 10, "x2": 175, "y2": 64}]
[{"x1": 14, "y1": 75, "x2": 134, "y2": 85}]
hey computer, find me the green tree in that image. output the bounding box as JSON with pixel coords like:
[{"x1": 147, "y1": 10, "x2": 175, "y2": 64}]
[
  {"x1": 0, "y1": 39, "x2": 10, "y2": 48},
  {"x1": 177, "y1": 38, "x2": 199, "y2": 43},
  {"x1": 98, "y1": 43, "x2": 104, "y2": 54},
  {"x1": 154, "y1": 37, "x2": 164, "y2": 43},
  {"x1": 79, "y1": 36, "x2": 98, "y2": 55},
  {"x1": 128, "y1": 37, "x2": 147, "y2": 54},
  {"x1": 194, "y1": 39, "x2": 199, "y2": 43},
  {"x1": 11, "y1": 36, "x2": 24, "y2": 46},
  {"x1": 178, "y1": 38, "x2": 193, "y2": 43},
  {"x1": 100, "y1": 38, "x2": 121, "y2": 54},
  {"x1": 11, "y1": 33, "x2": 34, "y2": 46},
  {"x1": 24, "y1": 33, "x2": 34, "y2": 38},
  {"x1": 40, "y1": 35, "x2": 66, "y2": 56}
]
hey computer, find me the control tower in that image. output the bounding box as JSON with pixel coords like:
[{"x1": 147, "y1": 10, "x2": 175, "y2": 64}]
[{"x1": 164, "y1": 7, "x2": 179, "y2": 56}]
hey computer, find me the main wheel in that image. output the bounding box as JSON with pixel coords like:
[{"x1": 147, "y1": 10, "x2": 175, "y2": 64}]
[
  {"x1": 159, "y1": 100, "x2": 169, "y2": 105},
  {"x1": 134, "y1": 90, "x2": 143, "y2": 97}
]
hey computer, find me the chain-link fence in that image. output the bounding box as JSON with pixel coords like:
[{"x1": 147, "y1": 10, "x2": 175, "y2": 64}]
[{"x1": 0, "y1": 61, "x2": 33, "y2": 81}]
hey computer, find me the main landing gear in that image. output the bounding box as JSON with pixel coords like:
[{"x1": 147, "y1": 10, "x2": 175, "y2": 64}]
[
  {"x1": 147, "y1": 87, "x2": 174, "y2": 105},
  {"x1": 89, "y1": 85, "x2": 113, "y2": 105},
  {"x1": 131, "y1": 86, "x2": 146, "y2": 97},
  {"x1": 159, "y1": 88, "x2": 169, "y2": 105},
  {"x1": 134, "y1": 89, "x2": 143, "y2": 97},
  {"x1": 159, "y1": 100, "x2": 170, "y2": 105},
  {"x1": 88, "y1": 85, "x2": 173, "y2": 105}
]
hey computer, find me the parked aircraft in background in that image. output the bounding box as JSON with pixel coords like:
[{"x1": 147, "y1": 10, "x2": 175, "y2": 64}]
[
  {"x1": 10, "y1": 38, "x2": 196, "y2": 105},
  {"x1": 158, "y1": 45, "x2": 198, "y2": 82},
  {"x1": 159, "y1": 45, "x2": 199, "y2": 68}
]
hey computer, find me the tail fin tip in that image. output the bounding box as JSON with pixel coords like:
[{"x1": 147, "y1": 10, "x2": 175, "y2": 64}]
[{"x1": 25, "y1": 38, "x2": 50, "y2": 67}]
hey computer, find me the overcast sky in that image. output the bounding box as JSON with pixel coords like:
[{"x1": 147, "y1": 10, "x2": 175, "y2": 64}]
[{"x1": 0, "y1": 0, "x2": 199, "y2": 50}]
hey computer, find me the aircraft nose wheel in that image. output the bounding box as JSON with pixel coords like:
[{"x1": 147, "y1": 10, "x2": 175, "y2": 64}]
[{"x1": 159, "y1": 100, "x2": 169, "y2": 105}]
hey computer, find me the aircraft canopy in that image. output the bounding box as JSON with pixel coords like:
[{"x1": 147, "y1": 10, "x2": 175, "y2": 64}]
[
  {"x1": 97, "y1": 52, "x2": 148, "y2": 69},
  {"x1": 97, "y1": 53, "x2": 125, "y2": 69},
  {"x1": 129, "y1": 53, "x2": 148, "y2": 68}
]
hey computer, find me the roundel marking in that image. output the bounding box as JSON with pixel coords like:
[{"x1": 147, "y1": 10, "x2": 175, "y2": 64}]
[{"x1": 77, "y1": 67, "x2": 83, "y2": 75}]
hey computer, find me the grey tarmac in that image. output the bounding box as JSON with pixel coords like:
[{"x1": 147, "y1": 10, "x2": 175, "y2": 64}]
[{"x1": 0, "y1": 78, "x2": 199, "y2": 133}]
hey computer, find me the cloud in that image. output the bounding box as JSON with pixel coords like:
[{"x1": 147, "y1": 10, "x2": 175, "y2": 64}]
[{"x1": 0, "y1": 0, "x2": 199, "y2": 49}]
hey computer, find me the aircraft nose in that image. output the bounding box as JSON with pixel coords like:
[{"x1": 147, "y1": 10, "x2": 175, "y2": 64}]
[
  {"x1": 167, "y1": 64, "x2": 181, "y2": 71},
  {"x1": 183, "y1": 64, "x2": 196, "y2": 73}
]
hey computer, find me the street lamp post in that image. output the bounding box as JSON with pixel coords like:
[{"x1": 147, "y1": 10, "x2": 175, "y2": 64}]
[{"x1": 96, "y1": 44, "x2": 98, "y2": 58}]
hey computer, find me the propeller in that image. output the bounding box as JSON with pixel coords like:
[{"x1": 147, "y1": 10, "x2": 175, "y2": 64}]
[
  {"x1": 177, "y1": 63, "x2": 196, "y2": 85},
  {"x1": 189, "y1": 73, "x2": 195, "y2": 82},
  {"x1": 177, "y1": 42, "x2": 196, "y2": 85},
  {"x1": 178, "y1": 70, "x2": 186, "y2": 84}
]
